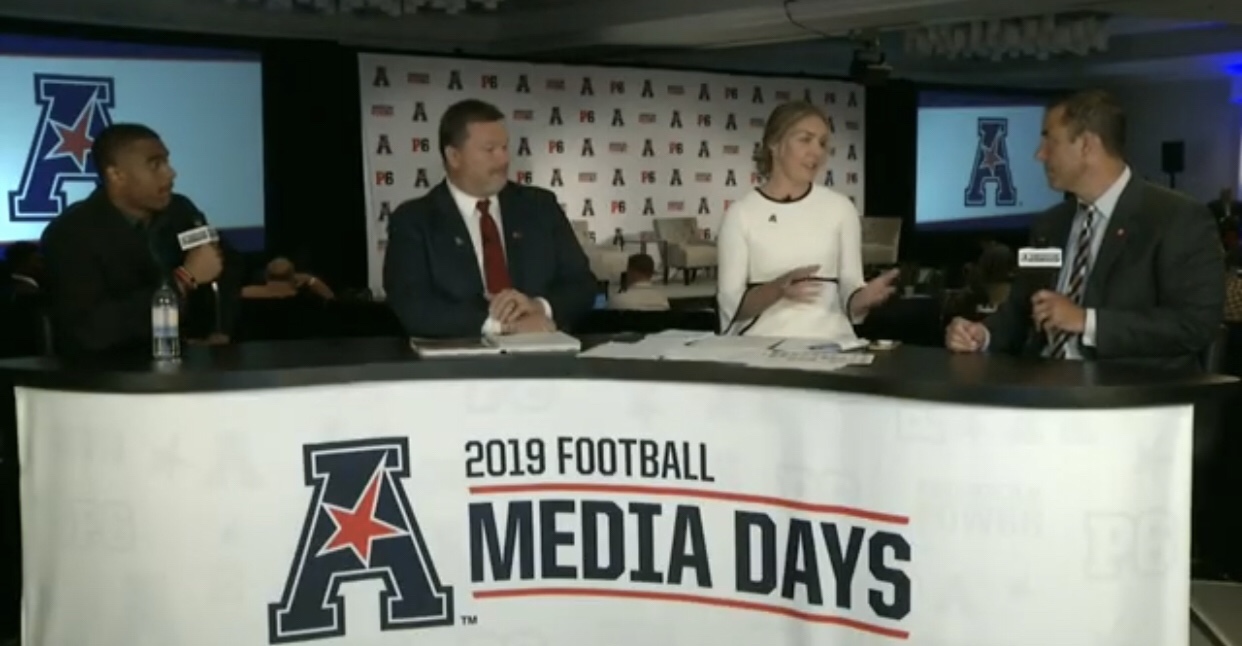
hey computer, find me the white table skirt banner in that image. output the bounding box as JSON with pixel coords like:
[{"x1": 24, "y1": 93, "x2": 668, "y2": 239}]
[{"x1": 15, "y1": 379, "x2": 1193, "y2": 646}]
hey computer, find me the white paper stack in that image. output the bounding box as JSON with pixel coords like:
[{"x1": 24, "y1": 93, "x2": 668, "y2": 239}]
[{"x1": 579, "y1": 332, "x2": 876, "y2": 373}]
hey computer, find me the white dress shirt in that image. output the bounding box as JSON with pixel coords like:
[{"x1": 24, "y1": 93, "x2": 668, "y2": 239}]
[
  {"x1": 716, "y1": 185, "x2": 868, "y2": 339},
  {"x1": 1052, "y1": 166, "x2": 1131, "y2": 359},
  {"x1": 444, "y1": 180, "x2": 552, "y2": 335}
]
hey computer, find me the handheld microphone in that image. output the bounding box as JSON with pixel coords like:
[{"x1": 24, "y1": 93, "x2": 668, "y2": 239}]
[
  {"x1": 177, "y1": 224, "x2": 219, "y2": 251},
  {"x1": 1017, "y1": 238, "x2": 1063, "y2": 291},
  {"x1": 1018, "y1": 238, "x2": 1062, "y2": 339},
  {"x1": 177, "y1": 218, "x2": 223, "y2": 334}
]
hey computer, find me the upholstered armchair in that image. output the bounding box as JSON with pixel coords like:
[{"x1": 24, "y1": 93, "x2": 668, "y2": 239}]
[
  {"x1": 653, "y1": 217, "x2": 717, "y2": 285},
  {"x1": 861, "y1": 217, "x2": 902, "y2": 267},
  {"x1": 569, "y1": 220, "x2": 628, "y2": 286}
]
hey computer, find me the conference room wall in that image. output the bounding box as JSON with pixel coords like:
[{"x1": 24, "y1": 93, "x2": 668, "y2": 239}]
[{"x1": 1109, "y1": 78, "x2": 1242, "y2": 203}]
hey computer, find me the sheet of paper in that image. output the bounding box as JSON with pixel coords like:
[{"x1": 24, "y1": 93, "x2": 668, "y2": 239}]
[
  {"x1": 579, "y1": 341, "x2": 668, "y2": 360},
  {"x1": 743, "y1": 351, "x2": 876, "y2": 372},
  {"x1": 580, "y1": 333, "x2": 880, "y2": 371},
  {"x1": 580, "y1": 330, "x2": 713, "y2": 360},
  {"x1": 489, "y1": 331, "x2": 582, "y2": 353},
  {"x1": 772, "y1": 337, "x2": 870, "y2": 353}
]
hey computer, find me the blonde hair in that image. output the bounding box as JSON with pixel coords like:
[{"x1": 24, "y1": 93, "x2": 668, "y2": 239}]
[{"x1": 752, "y1": 100, "x2": 829, "y2": 178}]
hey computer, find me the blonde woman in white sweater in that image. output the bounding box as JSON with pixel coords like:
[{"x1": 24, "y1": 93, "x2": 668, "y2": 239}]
[{"x1": 717, "y1": 100, "x2": 899, "y2": 339}]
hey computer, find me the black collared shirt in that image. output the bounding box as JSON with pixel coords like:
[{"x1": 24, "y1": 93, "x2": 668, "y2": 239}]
[{"x1": 40, "y1": 188, "x2": 239, "y2": 357}]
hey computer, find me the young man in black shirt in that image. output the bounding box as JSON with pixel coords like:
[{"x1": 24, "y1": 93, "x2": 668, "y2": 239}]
[{"x1": 40, "y1": 123, "x2": 240, "y2": 357}]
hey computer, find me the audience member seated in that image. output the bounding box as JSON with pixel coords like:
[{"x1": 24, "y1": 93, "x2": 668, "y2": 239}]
[
  {"x1": 968, "y1": 242, "x2": 1016, "y2": 313},
  {"x1": 1209, "y1": 187, "x2": 1241, "y2": 224},
  {"x1": 607, "y1": 254, "x2": 670, "y2": 312},
  {"x1": 1225, "y1": 246, "x2": 1242, "y2": 323},
  {"x1": 241, "y1": 257, "x2": 334, "y2": 301},
  {"x1": 3, "y1": 242, "x2": 41, "y2": 299},
  {"x1": 0, "y1": 242, "x2": 47, "y2": 357}
]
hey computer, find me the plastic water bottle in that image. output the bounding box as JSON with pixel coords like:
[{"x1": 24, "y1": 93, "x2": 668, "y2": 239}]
[{"x1": 152, "y1": 282, "x2": 180, "y2": 361}]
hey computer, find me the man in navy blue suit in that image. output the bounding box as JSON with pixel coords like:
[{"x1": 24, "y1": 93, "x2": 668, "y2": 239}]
[{"x1": 384, "y1": 99, "x2": 598, "y2": 338}]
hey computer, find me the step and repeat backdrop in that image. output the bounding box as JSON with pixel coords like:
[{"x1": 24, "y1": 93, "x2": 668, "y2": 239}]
[{"x1": 357, "y1": 53, "x2": 866, "y2": 295}]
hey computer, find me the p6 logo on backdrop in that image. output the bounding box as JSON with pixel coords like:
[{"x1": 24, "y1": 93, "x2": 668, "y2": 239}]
[
  {"x1": 7, "y1": 74, "x2": 115, "y2": 222},
  {"x1": 964, "y1": 117, "x2": 1017, "y2": 208}
]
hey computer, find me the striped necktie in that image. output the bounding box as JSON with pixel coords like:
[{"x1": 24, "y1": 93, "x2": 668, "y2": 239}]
[{"x1": 1049, "y1": 202, "x2": 1095, "y2": 359}]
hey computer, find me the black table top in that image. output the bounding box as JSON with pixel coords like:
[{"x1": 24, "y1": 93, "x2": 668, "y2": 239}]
[{"x1": 0, "y1": 336, "x2": 1234, "y2": 409}]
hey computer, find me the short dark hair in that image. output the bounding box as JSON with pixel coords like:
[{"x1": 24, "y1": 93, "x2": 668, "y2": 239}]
[
  {"x1": 91, "y1": 123, "x2": 161, "y2": 181},
  {"x1": 1048, "y1": 89, "x2": 1126, "y2": 158},
  {"x1": 438, "y1": 99, "x2": 505, "y2": 160},
  {"x1": 626, "y1": 253, "x2": 655, "y2": 277}
]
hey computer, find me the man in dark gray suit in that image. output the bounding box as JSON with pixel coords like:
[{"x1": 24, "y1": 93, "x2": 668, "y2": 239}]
[
  {"x1": 384, "y1": 99, "x2": 598, "y2": 338},
  {"x1": 946, "y1": 89, "x2": 1223, "y2": 370}
]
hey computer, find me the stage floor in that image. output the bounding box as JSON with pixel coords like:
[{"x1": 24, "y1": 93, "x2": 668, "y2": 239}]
[{"x1": 1192, "y1": 579, "x2": 1242, "y2": 645}]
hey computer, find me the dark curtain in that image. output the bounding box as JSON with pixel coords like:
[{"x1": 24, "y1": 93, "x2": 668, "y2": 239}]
[
  {"x1": 863, "y1": 80, "x2": 917, "y2": 257},
  {"x1": 261, "y1": 41, "x2": 369, "y2": 290}
]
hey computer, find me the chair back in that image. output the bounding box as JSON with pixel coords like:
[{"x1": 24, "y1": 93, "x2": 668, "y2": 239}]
[
  {"x1": 861, "y1": 216, "x2": 902, "y2": 266},
  {"x1": 653, "y1": 217, "x2": 697, "y2": 244},
  {"x1": 569, "y1": 220, "x2": 595, "y2": 248},
  {"x1": 1203, "y1": 324, "x2": 1229, "y2": 373}
]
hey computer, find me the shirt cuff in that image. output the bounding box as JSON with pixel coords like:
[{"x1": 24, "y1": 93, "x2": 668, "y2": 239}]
[
  {"x1": 482, "y1": 316, "x2": 503, "y2": 337},
  {"x1": 980, "y1": 327, "x2": 991, "y2": 353},
  {"x1": 844, "y1": 287, "x2": 867, "y2": 324},
  {"x1": 538, "y1": 297, "x2": 553, "y2": 320},
  {"x1": 1081, "y1": 308, "x2": 1097, "y2": 347}
]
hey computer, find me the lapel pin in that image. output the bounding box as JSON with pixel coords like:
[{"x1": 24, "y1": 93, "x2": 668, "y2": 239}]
[
  {"x1": 512, "y1": 231, "x2": 522, "y2": 240},
  {"x1": 1117, "y1": 229, "x2": 1125, "y2": 237},
  {"x1": 454, "y1": 237, "x2": 464, "y2": 246}
]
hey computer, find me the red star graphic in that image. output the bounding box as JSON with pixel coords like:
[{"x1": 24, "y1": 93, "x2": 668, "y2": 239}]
[
  {"x1": 49, "y1": 102, "x2": 96, "y2": 171},
  {"x1": 978, "y1": 138, "x2": 1006, "y2": 174},
  {"x1": 318, "y1": 469, "x2": 405, "y2": 565}
]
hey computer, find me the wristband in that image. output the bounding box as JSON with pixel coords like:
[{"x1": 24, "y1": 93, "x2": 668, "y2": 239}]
[{"x1": 175, "y1": 266, "x2": 197, "y2": 289}]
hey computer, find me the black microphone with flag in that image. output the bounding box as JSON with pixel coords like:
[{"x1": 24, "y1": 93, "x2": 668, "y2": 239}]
[
  {"x1": 1017, "y1": 238, "x2": 1062, "y2": 291},
  {"x1": 176, "y1": 218, "x2": 223, "y2": 334},
  {"x1": 176, "y1": 222, "x2": 220, "y2": 251},
  {"x1": 1018, "y1": 238, "x2": 1062, "y2": 341}
]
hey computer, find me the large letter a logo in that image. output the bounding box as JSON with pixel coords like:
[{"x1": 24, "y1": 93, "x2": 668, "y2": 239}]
[
  {"x1": 964, "y1": 117, "x2": 1017, "y2": 208},
  {"x1": 8, "y1": 74, "x2": 115, "y2": 222},
  {"x1": 268, "y1": 438, "x2": 454, "y2": 643}
]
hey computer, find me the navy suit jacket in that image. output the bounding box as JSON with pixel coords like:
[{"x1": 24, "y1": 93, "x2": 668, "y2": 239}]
[{"x1": 383, "y1": 181, "x2": 599, "y2": 338}]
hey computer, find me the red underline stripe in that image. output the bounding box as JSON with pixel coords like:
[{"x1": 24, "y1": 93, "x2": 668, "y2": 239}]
[
  {"x1": 473, "y1": 587, "x2": 909, "y2": 640},
  {"x1": 468, "y1": 482, "x2": 909, "y2": 525}
]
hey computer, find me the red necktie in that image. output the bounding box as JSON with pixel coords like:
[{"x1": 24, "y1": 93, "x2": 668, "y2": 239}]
[{"x1": 477, "y1": 199, "x2": 511, "y2": 294}]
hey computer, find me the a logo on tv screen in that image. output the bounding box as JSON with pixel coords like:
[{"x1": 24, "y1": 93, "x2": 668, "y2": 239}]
[
  {"x1": 964, "y1": 117, "x2": 1018, "y2": 208},
  {"x1": 9, "y1": 74, "x2": 116, "y2": 222}
]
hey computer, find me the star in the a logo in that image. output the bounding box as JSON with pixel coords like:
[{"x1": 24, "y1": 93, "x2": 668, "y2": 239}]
[
  {"x1": 978, "y1": 137, "x2": 1006, "y2": 175},
  {"x1": 318, "y1": 468, "x2": 405, "y2": 565},
  {"x1": 48, "y1": 101, "x2": 96, "y2": 171}
]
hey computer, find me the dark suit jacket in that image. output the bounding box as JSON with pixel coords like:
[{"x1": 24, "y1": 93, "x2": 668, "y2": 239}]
[
  {"x1": 383, "y1": 181, "x2": 598, "y2": 338},
  {"x1": 985, "y1": 176, "x2": 1224, "y2": 371},
  {"x1": 40, "y1": 189, "x2": 243, "y2": 357}
]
